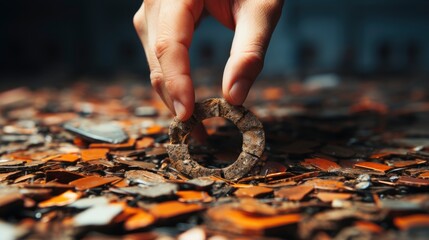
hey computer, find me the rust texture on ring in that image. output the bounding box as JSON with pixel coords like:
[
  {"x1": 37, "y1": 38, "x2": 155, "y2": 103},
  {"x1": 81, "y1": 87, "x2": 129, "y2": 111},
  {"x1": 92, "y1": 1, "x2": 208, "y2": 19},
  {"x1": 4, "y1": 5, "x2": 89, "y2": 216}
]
[{"x1": 166, "y1": 98, "x2": 265, "y2": 180}]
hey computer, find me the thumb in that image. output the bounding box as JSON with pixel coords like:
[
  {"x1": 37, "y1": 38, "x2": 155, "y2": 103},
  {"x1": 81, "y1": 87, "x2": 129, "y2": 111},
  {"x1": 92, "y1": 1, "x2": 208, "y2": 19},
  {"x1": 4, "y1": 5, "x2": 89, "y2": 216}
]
[{"x1": 223, "y1": 0, "x2": 283, "y2": 105}]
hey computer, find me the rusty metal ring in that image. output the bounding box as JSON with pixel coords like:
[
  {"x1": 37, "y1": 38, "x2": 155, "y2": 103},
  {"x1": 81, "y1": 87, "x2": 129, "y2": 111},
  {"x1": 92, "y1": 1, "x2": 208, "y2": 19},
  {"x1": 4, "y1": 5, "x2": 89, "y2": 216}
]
[{"x1": 166, "y1": 98, "x2": 265, "y2": 180}]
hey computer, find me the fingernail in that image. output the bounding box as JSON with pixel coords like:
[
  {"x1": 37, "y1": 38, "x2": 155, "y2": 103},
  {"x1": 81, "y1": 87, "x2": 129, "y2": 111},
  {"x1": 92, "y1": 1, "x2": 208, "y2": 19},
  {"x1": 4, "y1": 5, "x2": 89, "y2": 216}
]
[
  {"x1": 229, "y1": 79, "x2": 251, "y2": 105},
  {"x1": 173, "y1": 100, "x2": 186, "y2": 120}
]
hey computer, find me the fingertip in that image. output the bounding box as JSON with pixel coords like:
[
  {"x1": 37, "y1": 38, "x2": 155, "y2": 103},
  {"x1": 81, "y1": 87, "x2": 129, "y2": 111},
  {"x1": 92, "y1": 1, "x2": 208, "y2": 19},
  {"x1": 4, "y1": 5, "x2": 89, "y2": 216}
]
[
  {"x1": 173, "y1": 99, "x2": 194, "y2": 121},
  {"x1": 225, "y1": 79, "x2": 251, "y2": 106}
]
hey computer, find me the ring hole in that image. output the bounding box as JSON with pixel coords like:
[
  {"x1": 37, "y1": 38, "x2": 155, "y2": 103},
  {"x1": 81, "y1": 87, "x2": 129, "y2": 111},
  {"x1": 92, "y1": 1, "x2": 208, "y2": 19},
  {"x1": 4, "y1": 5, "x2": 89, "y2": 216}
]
[{"x1": 190, "y1": 117, "x2": 242, "y2": 168}]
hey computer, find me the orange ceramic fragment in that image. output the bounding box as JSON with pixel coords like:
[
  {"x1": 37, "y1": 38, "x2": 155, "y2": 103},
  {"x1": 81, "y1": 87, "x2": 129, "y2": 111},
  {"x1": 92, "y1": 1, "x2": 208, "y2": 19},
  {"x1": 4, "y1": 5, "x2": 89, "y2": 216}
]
[
  {"x1": 207, "y1": 205, "x2": 300, "y2": 235},
  {"x1": 39, "y1": 190, "x2": 81, "y2": 208},
  {"x1": 397, "y1": 176, "x2": 429, "y2": 187},
  {"x1": 149, "y1": 201, "x2": 203, "y2": 219},
  {"x1": 51, "y1": 154, "x2": 80, "y2": 163},
  {"x1": 124, "y1": 210, "x2": 156, "y2": 230},
  {"x1": 316, "y1": 192, "x2": 352, "y2": 202},
  {"x1": 176, "y1": 191, "x2": 212, "y2": 203},
  {"x1": 394, "y1": 214, "x2": 429, "y2": 230},
  {"x1": 69, "y1": 176, "x2": 121, "y2": 191},
  {"x1": 80, "y1": 148, "x2": 109, "y2": 162},
  {"x1": 136, "y1": 137, "x2": 155, "y2": 149},
  {"x1": 304, "y1": 179, "x2": 344, "y2": 191},
  {"x1": 354, "y1": 161, "x2": 392, "y2": 173},
  {"x1": 89, "y1": 138, "x2": 136, "y2": 150},
  {"x1": 275, "y1": 185, "x2": 314, "y2": 201},
  {"x1": 304, "y1": 158, "x2": 341, "y2": 171},
  {"x1": 234, "y1": 186, "x2": 273, "y2": 198},
  {"x1": 419, "y1": 171, "x2": 429, "y2": 179},
  {"x1": 113, "y1": 179, "x2": 129, "y2": 188},
  {"x1": 390, "y1": 159, "x2": 426, "y2": 168},
  {"x1": 238, "y1": 198, "x2": 278, "y2": 216}
]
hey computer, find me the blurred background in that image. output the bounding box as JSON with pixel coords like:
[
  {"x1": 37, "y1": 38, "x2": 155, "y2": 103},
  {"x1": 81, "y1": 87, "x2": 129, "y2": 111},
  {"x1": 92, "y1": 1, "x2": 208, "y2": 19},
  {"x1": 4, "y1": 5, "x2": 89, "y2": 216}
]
[{"x1": 1, "y1": 0, "x2": 428, "y2": 90}]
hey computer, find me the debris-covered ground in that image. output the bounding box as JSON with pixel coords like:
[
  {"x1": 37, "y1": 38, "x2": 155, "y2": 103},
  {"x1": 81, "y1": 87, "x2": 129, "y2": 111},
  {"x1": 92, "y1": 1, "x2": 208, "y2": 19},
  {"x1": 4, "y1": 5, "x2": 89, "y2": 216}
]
[{"x1": 1, "y1": 79, "x2": 429, "y2": 240}]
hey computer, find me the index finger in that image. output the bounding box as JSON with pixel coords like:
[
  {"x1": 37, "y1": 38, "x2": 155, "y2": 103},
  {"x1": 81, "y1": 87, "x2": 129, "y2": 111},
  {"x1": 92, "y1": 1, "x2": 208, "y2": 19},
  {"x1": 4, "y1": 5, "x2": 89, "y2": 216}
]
[{"x1": 154, "y1": 0, "x2": 203, "y2": 120}]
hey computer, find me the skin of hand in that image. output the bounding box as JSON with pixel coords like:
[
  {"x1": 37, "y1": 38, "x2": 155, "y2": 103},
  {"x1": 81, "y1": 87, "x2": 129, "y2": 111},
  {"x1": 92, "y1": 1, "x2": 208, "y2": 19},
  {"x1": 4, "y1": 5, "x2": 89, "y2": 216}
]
[{"x1": 134, "y1": 0, "x2": 284, "y2": 121}]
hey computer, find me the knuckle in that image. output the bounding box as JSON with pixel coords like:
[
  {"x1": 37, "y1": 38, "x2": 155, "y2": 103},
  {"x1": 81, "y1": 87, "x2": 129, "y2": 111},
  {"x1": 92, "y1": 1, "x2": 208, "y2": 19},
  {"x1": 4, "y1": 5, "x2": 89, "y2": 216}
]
[
  {"x1": 154, "y1": 39, "x2": 170, "y2": 60},
  {"x1": 133, "y1": 12, "x2": 145, "y2": 35},
  {"x1": 242, "y1": 51, "x2": 264, "y2": 72},
  {"x1": 150, "y1": 71, "x2": 163, "y2": 88}
]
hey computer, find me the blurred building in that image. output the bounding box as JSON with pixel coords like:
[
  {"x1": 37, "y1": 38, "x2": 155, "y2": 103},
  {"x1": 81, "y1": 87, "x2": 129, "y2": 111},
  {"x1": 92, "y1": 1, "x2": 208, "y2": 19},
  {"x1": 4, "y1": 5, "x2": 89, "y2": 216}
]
[{"x1": 0, "y1": 0, "x2": 428, "y2": 85}]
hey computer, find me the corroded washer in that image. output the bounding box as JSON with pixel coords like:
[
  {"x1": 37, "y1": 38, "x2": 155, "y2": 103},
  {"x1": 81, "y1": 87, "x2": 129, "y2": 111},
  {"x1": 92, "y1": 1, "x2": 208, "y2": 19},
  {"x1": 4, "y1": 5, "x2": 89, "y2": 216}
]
[{"x1": 167, "y1": 98, "x2": 265, "y2": 180}]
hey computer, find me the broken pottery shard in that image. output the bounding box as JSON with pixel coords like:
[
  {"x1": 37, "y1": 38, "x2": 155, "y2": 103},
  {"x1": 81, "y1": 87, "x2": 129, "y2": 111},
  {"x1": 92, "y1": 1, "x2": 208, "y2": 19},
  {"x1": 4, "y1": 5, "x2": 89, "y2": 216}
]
[
  {"x1": 206, "y1": 205, "x2": 300, "y2": 236},
  {"x1": 234, "y1": 186, "x2": 273, "y2": 198},
  {"x1": 167, "y1": 98, "x2": 265, "y2": 180},
  {"x1": 304, "y1": 158, "x2": 341, "y2": 171},
  {"x1": 176, "y1": 191, "x2": 212, "y2": 203},
  {"x1": 121, "y1": 183, "x2": 178, "y2": 199},
  {"x1": 275, "y1": 185, "x2": 314, "y2": 201},
  {"x1": 80, "y1": 148, "x2": 109, "y2": 161},
  {"x1": 69, "y1": 176, "x2": 120, "y2": 191},
  {"x1": 149, "y1": 201, "x2": 203, "y2": 220},
  {"x1": 186, "y1": 177, "x2": 215, "y2": 189},
  {"x1": 124, "y1": 209, "x2": 155, "y2": 230},
  {"x1": 73, "y1": 203, "x2": 123, "y2": 227},
  {"x1": 64, "y1": 121, "x2": 128, "y2": 144},
  {"x1": 304, "y1": 179, "x2": 345, "y2": 191},
  {"x1": 38, "y1": 190, "x2": 81, "y2": 208},
  {"x1": 68, "y1": 196, "x2": 110, "y2": 209},
  {"x1": 354, "y1": 161, "x2": 392, "y2": 173},
  {"x1": 397, "y1": 176, "x2": 429, "y2": 187},
  {"x1": 125, "y1": 170, "x2": 165, "y2": 185},
  {"x1": 316, "y1": 192, "x2": 352, "y2": 202}
]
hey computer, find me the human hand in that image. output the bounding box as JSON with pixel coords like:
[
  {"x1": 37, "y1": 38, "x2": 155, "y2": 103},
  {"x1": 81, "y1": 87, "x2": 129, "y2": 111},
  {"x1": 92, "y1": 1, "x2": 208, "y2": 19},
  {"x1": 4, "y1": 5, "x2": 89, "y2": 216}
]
[{"x1": 134, "y1": 0, "x2": 284, "y2": 121}]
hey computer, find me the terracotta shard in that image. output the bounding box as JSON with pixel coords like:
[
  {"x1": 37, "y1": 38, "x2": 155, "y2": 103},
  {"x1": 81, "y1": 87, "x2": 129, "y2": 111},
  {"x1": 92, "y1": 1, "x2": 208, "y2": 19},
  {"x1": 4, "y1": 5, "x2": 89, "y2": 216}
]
[
  {"x1": 124, "y1": 209, "x2": 156, "y2": 230},
  {"x1": 125, "y1": 170, "x2": 165, "y2": 185},
  {"x1": 73, "y1": 203, "x2": 123, "y2": 227},
  {"x1": 304, "y1": 158, "x2": 341, "y2": 171},
  {"x1": 238, "y1": 198, "x2": 278, "y2": 216},
  {"x1": 51, "y1": 154, "x2": 80, "y2": 163},
  {"x1": 121, "y1": 183, "x2": 178, "y2": 199},
  {"x1": 354, "y1": 161, "x2": 392, "y2": 173},
  {"x1": 69, "y1": 176, "x2": 121, "y2": 191},
  {"x1": 304, "y1": 179, "x2": 345, "y2": 191},
  {"x1": 176, "y1": 191, "x2": 212, "y2": 203},
  {"x1": 39, "y1": 190, "x2": 81, "y2": 208},
  {"x1": 234, "y1": 186, "x2": 273, "y2": 198},
  {"x1": 275, "y1": 185, "x2": 314, "y2": 201},
  {"x1": 149, "y1": 201, "x2": 203, "y2": 220},
  {"x1": 418, "y1": 171, "x2": 429, "y2": 179},
  {"x1": 397, "y1": 176, "x2": 429, "y2": 187},
  {"x1": 207, "y1": 205, "x2": 300, "y2": 235},
  {"x1": 80, "y1": 148, "x2": 109, "y2": 162},
  {"x1": 388, "y1": 159, "x2": 426, "y2": 168},
  {"x1": 316, "y1": 192, "x2": 352, "y2": 202}
]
